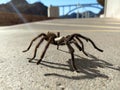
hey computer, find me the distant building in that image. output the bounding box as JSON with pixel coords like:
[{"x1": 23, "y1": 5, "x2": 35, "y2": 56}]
[{"x1": 48, "y1": 6, "x2": 59, "y2": 18}]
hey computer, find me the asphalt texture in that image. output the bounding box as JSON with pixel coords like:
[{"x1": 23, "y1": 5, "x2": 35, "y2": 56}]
[{"x1": 0, "y1": 18, "x2": 120, "y2": 90}]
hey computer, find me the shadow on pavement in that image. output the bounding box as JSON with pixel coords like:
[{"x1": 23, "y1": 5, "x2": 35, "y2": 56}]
[
  {"x1": 44, "y1": 54, "x2": 120, "y2": 80},
  {"x1": 27, "y1": 49, "x2": 120, "y2": 80}
]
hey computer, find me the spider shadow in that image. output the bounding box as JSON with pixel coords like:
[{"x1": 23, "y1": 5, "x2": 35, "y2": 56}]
[
  {"x1": 27, "y1": 49, "x2": 120, "y2": 80},
  {"x1": 27, "y1": 58, "x2": 70, "y2": 71},
  {"x1": 44, "y1": 57, "x2": 110, "y2": 80}
]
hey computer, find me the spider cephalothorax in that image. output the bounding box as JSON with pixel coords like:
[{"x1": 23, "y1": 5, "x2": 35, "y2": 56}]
[{"x1": 23, "y1": 32, "x2": 103, "y2": 72}]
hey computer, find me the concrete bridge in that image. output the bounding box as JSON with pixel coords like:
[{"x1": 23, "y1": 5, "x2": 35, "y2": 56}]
[
  {"x1": 48, "y1": 0, "x2": 120, "y2": 19},
  {"x1": 48, "y1": 3, "x2": 102, "y2": 18}
]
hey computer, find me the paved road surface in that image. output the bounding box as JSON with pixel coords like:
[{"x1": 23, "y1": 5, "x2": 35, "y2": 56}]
[{"x1": 0, "y1": 18, "x2": 120, "y2": 90}]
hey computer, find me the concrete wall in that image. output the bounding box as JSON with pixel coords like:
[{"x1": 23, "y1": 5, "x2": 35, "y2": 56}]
[
  {"x1": 48, "y1": 6, "x2": 59, "y2": 18},
  {"x1": 105, "y1": 0, "x2": 120, "y2": 18}
]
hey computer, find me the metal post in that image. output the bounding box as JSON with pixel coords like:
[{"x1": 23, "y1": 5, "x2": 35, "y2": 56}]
[
  {"x1": 63, "y1": 6, "x2": 64, "y2": 15},
  {"x1": 69, "y1": 6, "x2": 71, "y2": 11},
  {"x1": 77, "y1": 3, "x2": 80, "y2": 18}
]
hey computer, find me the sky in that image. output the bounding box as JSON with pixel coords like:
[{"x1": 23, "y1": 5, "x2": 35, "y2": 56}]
[
  {"x1": 0, "y1": 0, "x2": 102, "y2": 15},
  {"x1": 0, "y1": 0, "x2": 98, "y2": 5}
]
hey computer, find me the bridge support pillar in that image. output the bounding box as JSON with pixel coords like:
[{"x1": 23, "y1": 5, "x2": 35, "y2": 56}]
[{"x1": 104, "y1": 0, "x2": 120, "y2": 18}]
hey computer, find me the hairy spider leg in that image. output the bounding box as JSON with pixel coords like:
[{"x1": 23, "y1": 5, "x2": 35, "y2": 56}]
[
  {"x1": 57, "y1": 32, "x2": 60, "y2": 50},
  {"x1": 67, "y1": 34, "x2": 88, "y2": 56},
  {"x1": 37, "y1": 37, "x2": 53, "y2": 65},
  {"x1": 75, "y1": 36, "x2": 88, "y2": 56},
  {"x1": 86, "y1": 38, "x2": 103, "y2": 52},
  {"x1": 66, "y1": 41, "x2": 79, "y2": 72},
  {"x1": 57, "y1": 32, "x2": 60, "y2": 37},
  {"x1": 22, "y1": 33, "x2": 46, "y2": 52},
  {"x1": 72, "y1": 38, "x2": 82, "y2": 51},
  {"x1": 72, "y1": 34, "x2": 103, "y2": 52},
  {"x1": 29, "y1": 37, "x2": 45, "y2": 62}
]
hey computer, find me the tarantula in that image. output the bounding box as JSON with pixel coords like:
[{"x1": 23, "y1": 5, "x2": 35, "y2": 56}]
[{"x1": 23, "y1": 32, "x2": 103, "y2": 72}]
